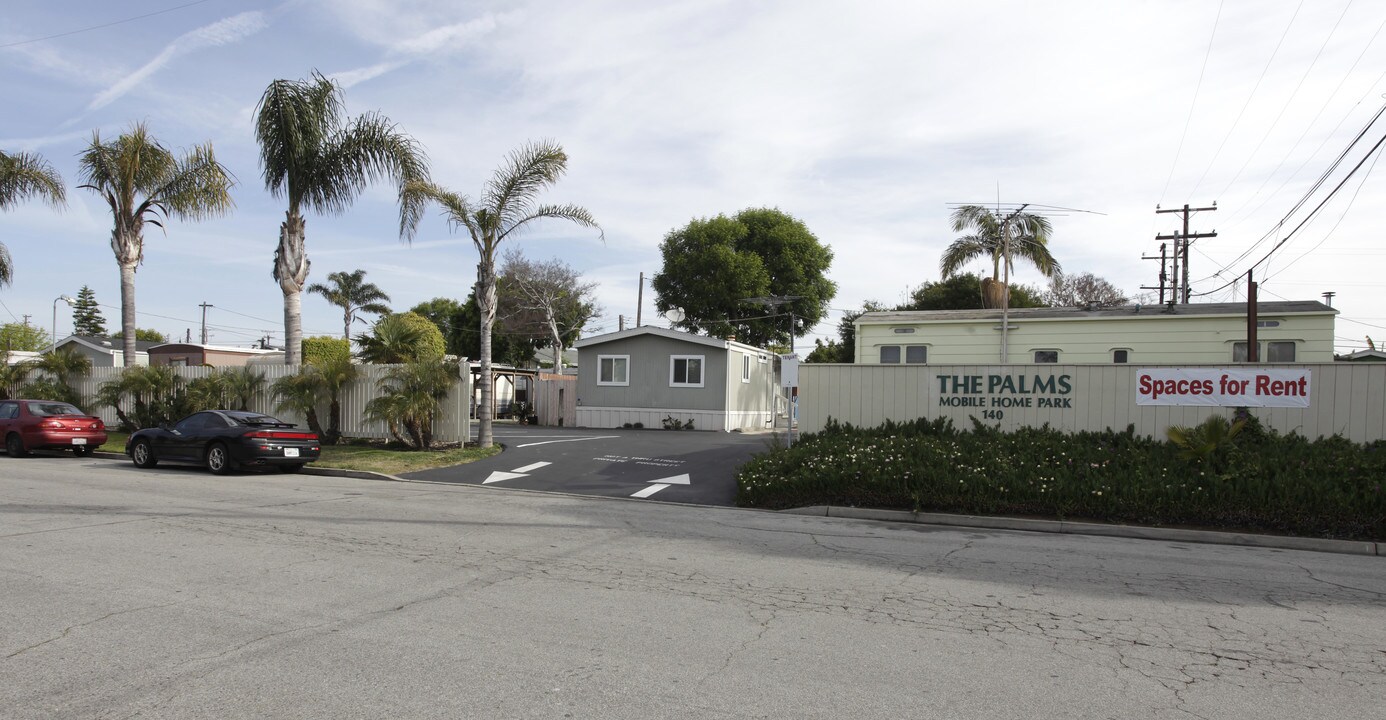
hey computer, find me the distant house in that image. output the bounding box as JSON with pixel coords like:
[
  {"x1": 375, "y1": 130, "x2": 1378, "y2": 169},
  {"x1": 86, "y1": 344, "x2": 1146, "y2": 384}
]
[
  {"x1": 1337, "y1": 348, "x2": 1386, "y2": 362},
  {"x1": 53, "y1": 335, "x2": 155, "y2": 367},
  {"x1": 572, "y1": 326, "x2": 779, "y2": 431},
  {"x1": 148, "y1": 343, "x2": 281, "y2": 367},
  {"x1": 854, "y1": 301, "x2": 1336, "y2": 365}
]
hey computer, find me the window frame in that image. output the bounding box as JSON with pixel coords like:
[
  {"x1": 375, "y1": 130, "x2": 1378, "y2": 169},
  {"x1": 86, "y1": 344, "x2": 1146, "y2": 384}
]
[
  {"x1": 597, "y1": 354, "x2": 630, "y2": 386},
  {"x1": 879, "y1": 345, "x2": 902, "y2": 364},
  {"x1": 1033, "y1": 350, "x2": 1060, "y2": 364},
  {"x1": 1267, "y1": 341, "x2": 1296, "y2": 362},
  {"x1": 741, "y1": 354, "x2": 751, "y2": 383},
  {"x1": 904, "y1": 345, "x2": 927, "y2": 364},
  {"x1": 1112, "y1": 349, "x2": 1130, "y2": 364},
  {"x1": 669, "y1": 355, "x2": 706, "y2": 388}
]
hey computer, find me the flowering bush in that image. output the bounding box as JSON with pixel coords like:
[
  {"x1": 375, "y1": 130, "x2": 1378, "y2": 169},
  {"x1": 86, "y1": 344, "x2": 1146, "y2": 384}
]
[{"x1": 736, "y1": 416, "x2": 1386, "y2": 540}]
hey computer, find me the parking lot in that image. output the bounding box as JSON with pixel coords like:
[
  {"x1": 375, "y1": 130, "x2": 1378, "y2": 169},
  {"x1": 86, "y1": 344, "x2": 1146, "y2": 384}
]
[{"x1": 405, "y1": 425, "x2": 777, "y2": 505}]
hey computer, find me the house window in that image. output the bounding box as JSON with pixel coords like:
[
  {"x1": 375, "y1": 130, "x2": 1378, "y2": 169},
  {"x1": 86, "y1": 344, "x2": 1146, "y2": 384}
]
[
  {"x1": 880, "y1": 346, "x2": 926, "y2": 364},
  {"x1": 670, "y1": 355, "x2": 704, "y2": 387},
  {"x1": 1267, "y1": 341, "x2": 1296, "y2": 362},
  {"x1": 1112, "y1": 349, "x2": 1129, "y2": 364},
  {"x1": 1034, "y1": 350, "x2": 1059, "y2": 363},
  {"x1": 905, "y1": 346, "x2": 927, "y2": 364},
  {"x1": 598, "y1": 355, "x2": 629, "y2": 386},
  {"x1": 742, "y1": 354, "x2": 751, "y2": 383},
  {"x1": 880, "y1": 346, "x2": 901, "y2": 364}
]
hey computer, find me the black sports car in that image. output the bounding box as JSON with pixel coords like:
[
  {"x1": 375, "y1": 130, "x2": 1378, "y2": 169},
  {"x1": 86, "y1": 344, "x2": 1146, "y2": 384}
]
[{"x1": 126, "y1": 410, "x2": 321, "y2": 475}]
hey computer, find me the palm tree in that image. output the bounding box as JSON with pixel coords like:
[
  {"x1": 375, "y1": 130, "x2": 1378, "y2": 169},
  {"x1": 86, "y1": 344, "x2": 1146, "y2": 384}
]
[
  {"x1": 77, "y1": 124, "x2": 235, "y2": 366},
  {"x1": 33, "y1": 345, "x2": 93, "y2": 404},
  {"x1": 254, "y1": 71, "x2": 429, "y2": 366},
  {"x1": 308, "y1": 269, "x2": 392, "y2": 339},
  {"x1": 1, "y1": 149, "x2": 67, "y2": 287},
  {"x1": 271, "y1": 368, "x2": 327, "y2": 439},
  {"x1": 940, "y1": 205, "x2": 1059, "y2": 309},
  {"x1": 401, "y1": 140, "x2": 600, "y2": 448},
  {"x1": 363, "y1": 357, "x2": 458, "y2": 449}
]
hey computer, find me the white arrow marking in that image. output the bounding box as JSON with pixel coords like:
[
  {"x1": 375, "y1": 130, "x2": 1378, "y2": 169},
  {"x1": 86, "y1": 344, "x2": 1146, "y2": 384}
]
[
  {"x1": 630, "y1": 474, "x2": 692, "y2": 498},
  {"x1": 482, "y1": 471, "x2": 528, "y2": 484},
  {"x1": 512, "y1": 462, "x2": 551, "y2": 473}
]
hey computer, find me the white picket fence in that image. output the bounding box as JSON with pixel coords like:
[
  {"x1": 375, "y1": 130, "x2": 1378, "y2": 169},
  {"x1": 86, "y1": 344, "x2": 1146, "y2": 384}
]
[{"x1": 65, "y1": 364, "x2": 472, "y2": 443}]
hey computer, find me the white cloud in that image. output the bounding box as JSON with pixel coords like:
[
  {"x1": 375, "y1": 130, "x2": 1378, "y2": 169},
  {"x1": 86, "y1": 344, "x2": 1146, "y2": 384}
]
[{"x1": 84, "y1": 11, "x2": 269, "y2": 113}]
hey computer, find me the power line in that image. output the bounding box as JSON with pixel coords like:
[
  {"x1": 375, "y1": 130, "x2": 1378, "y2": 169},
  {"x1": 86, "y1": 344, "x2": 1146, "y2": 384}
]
[
  {"x1": 1266, "y1": 137, "x2": 1383, "y2": 282},
  {"x1": 1159, "y1": 0, "x2": 1225, "y2": 205},
  {"x1": 0, "y1": 0, "x2": 216, "y2": 48}
]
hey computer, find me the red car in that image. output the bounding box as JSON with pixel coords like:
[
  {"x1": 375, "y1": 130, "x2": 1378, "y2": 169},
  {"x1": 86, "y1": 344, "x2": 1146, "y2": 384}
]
[{"x1": 0, "y1": 399, "x2": 108, "y2": 458}]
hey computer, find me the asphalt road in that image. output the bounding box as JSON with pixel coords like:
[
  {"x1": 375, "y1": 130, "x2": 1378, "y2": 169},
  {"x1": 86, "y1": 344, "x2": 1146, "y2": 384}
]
[
  {"x1": 405, "y1": 426, "x2": 776, "y2": 505},
  {"x1": 2, "y1": 458, "x2": 1384, "y2": 719}
]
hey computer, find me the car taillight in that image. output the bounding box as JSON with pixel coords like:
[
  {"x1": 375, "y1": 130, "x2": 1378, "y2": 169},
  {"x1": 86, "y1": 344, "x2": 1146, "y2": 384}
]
[
  {"x1": 246, "y1": 431, "x2": 319, "y2": 440},
  {"x1": 40, "y1": 420, "x2": 63, "y2": 429}
]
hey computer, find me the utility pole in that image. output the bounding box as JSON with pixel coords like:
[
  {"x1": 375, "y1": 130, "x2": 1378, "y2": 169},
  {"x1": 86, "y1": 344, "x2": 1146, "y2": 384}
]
[
  {"x1": 199, "y1": 302, "x2": 213, "y2": 344},
  {"x1": 1155, "y1": 204, "x2": 1217, "y2": 303},
  {"x1": 21, "y1": 314, "x2": 31, "y2": 326},
  {"x1": 1246, "y1": 269, "x2": 1259, "y2": 362},
  {"x1": 636, "y1": 272, "x2": 644, "y2": 328},
  {"x1": 997, "y1": 204, "x2": 1030, "y2": 362},
  {"x1": 1140, "y1": 242, "x2": 1169, "y2": 304},
  {"x1": 618, "y1": 314, "x2": 625, "y2": 332}
]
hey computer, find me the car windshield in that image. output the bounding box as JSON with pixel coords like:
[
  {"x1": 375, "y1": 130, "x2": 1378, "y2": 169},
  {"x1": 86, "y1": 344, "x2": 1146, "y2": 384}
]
[{"x1": 27, "y1": 402, "x2": 85, "y2": 417}]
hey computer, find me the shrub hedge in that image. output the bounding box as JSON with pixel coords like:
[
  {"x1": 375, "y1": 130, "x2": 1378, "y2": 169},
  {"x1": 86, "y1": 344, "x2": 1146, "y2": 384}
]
[{"x1": 736, "y1": 416, "x2": 1386, "y2": 540}]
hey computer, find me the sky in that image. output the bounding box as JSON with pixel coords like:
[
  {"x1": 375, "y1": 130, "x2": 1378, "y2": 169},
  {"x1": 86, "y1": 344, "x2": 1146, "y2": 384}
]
[{"x1": 2, "y1": 0, "x2": 1384, "y2": 356}]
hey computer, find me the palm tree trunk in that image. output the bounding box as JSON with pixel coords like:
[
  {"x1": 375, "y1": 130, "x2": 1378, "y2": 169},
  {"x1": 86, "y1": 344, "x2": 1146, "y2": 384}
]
[
  {"x1": 275, "y1": 211, "x2": 310, "y2": 365},
  {"x1": 119, "y1": 260, "x2": 138, "y2": 367},
  {"x1": 477, "y1": 259, "x2": 497, "y2": 449}
]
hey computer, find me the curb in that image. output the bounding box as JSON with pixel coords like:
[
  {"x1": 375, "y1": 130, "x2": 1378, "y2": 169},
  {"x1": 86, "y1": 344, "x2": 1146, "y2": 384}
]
[{"x1": 779, "y1": 506, "x2": 1382, "y2": 557}]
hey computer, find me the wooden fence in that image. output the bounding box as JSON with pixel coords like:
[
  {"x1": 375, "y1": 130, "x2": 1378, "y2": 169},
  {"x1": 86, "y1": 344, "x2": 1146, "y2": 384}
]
[
  {"x1": 535, "y1": 372, "x2": 577, "y2": 427},
  {"x1": 798, "y1": 363, "x2": 1386, "y2": 444},
  {"x1": 63, "y1": 364, "x2": 472, "y2": 443}
]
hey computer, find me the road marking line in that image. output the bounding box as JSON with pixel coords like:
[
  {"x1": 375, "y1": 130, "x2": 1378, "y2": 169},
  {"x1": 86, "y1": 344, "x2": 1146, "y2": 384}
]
[
  {"x1": 631, "y1": 484, "x2": 670, "y2": 498},
  {"x1": 482, "y1": 471, "x2": 528, "y2": 485},
  {"x1": 512, "y1": 462, "x2": 551, "y2": 473},
  {"x1": 650, "y1": 473, "x2": 690, "y2": 485},
  {"x1": 515, "y1": 436, "x2": 619, "y2": 448}
]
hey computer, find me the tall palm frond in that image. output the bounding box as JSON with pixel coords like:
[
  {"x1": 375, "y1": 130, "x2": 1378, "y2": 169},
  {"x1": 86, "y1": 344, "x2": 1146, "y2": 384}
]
[
  {"x1": 400, "y1": 139, "x2": 600, "y2": 448},
  {"x1": 942, "y1": 204, "x2": 1059, "y2": 282},
  {"x1": 78, "y1": 123, "x2": 235, "y2": 367},
  {"x1": 307, "y1": 269, "x2": 392, "y2": 339},
  {"x1": 255, "y1": 71, "x2": 429, "y2": 365},
  {"x1": 1, "y1": 149, "x2": 67, "y2": 287}
]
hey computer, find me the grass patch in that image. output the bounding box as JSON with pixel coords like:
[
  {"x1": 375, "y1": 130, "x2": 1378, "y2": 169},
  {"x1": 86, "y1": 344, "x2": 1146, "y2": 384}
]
[
  {"x1": 737, "y1": 415, "x2": 1386, "y2": 541},
  {"x1": 314, "y1": 442, "x2": 500, "y2": 475},
  {"x1": 99, "y1": 431, "x2": 499, "y2": 475}
]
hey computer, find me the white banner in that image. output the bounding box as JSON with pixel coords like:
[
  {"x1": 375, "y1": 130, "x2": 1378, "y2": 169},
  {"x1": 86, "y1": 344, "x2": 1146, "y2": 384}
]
[{"x1": 1135, "y1": 368, "x2": 1311, "y2": 407}]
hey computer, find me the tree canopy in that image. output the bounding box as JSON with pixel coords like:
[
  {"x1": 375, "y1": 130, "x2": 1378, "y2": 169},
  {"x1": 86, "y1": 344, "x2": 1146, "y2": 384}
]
[
  {"x1": 652, "y1": 208, "x2": 835, "y2": 349},
  {"x1": 497, "y1": 248, "x2": 600, "y2": 369},
  {"x1": 1042, "y1": 271, "x2": 1129, "y2": 308},
  {"x1": 71, "y1": 285, "x2": 107, "y2": 336},
  {"x1": 411, "y1": 295, "x2": 540, "y2": 366},
  {"x1": 1, "y1": 322, "x2": 50, "y2": 353},
  {"x1": 355, "y1": 312, "x2": 446, "y2": 364},
  {"x1": 111, "y1": 328, "x2": 169, "y2": 343}
]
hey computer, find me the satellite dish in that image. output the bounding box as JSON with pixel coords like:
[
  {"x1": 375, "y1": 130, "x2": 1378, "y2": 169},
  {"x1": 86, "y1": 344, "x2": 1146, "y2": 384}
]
[{"x1": 665, "y1": 307, "x2": 685, "y2": 323}]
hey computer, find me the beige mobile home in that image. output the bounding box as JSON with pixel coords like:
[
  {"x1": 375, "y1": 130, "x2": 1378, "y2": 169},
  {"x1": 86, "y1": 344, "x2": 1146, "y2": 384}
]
[{"x1": 854, "y1": 301, "x2": 1336, "y2": 366}]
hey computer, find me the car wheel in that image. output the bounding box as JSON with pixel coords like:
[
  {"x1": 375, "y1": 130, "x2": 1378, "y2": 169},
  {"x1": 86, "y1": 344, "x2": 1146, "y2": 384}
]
[
  {"x1": 206, "y1": 443, "x2": 235, "y2": 475},
  {"x1": 73, "y1": 445, "x2": 94, "y2": 457},
  {"x1": 277, "y1": 463, "x2": 305, "y2": 474},
  {"x1": 131, "y1": 439, "x2": 158, "y2": 468},
  {"x1": 5, "y1": 433, "x2": 28, "y2": 458}
]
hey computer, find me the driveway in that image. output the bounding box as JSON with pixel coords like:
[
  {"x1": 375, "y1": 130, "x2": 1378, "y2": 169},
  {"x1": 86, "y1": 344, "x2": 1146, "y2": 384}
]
[{"x1": 403, "y1": 425, "x2": 776, "y2": 505}]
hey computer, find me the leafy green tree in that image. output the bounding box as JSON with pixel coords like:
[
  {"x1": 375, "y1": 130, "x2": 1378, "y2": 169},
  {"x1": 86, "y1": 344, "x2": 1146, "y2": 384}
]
[
  {"x1": 1, "y1": 149, "x2": 66, "y2": 288},
  {"x1": 1, "y1": 322, "x2": 50, "y2": 353},
  {"x1": 111, "y1": 328, "x2": 169, "y2": 343},
  {"x1": 401, "y1": 140, "x2": 600, "y2": 449},
  {"x1": 363, "y1": 357, "x2": 458, "y2": 449},
  {"x1": 653, "y1": 208, "x2": 836, "y2": 348},
  {"x1": 803, "y1": 301, "x2": 886, "y2": 363},
  {"x1": 906, "y1": 273, "x2": 1045, "y2": 311},
  {"x1": 255, "y1": 71, "x2": 429, "y2": 365},
  {"x1": 355, "y1": 312, "x2": 445, "y2": 364},
  {"x1": 0, "y1": 356, "x2": 36, "y2": 400},
  {"x1": 497, "y1": 248, "x2": 599, "y2": 369},
  {"x1": 71, "y1": 285, "x2": 107, "y2": 336},
  {"x1": 941, "y1": 205, "x2": 1059, "y2": 309},
  {"x1": 78, "y1": 123, "x2": 234, "y2": 367},
  {"x1": 307, "y1": 269, "x2": 392, "y2": 340},
  {"x1": 411, "y1": 295, "x2": 539, "y2": 365}
]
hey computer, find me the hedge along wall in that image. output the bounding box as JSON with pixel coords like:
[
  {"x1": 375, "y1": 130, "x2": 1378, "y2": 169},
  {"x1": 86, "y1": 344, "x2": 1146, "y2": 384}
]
[
  {"x1": 797, "y1": 363, "x2": 1386, "y2": 443},
  {"x1": 69, "y1": 364, "x2": 473, "y2": 443}
]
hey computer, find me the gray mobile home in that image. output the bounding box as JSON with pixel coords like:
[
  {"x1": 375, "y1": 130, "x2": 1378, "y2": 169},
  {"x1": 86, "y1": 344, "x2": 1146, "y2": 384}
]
[{"x1": 572, "y1": 327, "x2": 779, "y2": 431}]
